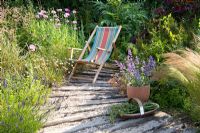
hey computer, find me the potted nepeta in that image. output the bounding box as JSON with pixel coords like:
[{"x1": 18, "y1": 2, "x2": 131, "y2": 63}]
[{"x1": 115, "y1": 49, "x2": 156, "y2": 102}]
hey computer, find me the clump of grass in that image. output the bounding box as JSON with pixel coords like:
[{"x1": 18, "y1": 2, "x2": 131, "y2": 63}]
[
  {"x1": 187, "y1": 74, "x2": 200, "y2": 121},
  {"x1": 152, "y1": 49, "x2": 200, "y2": 121}
]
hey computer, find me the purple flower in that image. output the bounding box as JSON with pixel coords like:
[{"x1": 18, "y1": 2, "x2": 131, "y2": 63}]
[
  {"x1": 3, "y1": 79, "x2": 7, "y2": 88},
  {"x1": 133, "y1": 70, "x2": 141, "y2": 81},
  {"x1": 128, "y1": 49, "x2": 133, "y2": 59},
  {"x1": 143, "y1": 56, "x2": 156, "y2": 76},
  {"x1": 115, "y1": 60, "x2": 125, "y2": 71}
]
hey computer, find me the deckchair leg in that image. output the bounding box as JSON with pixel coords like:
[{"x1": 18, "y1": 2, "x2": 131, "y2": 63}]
[
  {"x1": 68, "y1": 63, "x2": 78, "y2": 81},
  {"x1": 93, "y1": 63, "x2": 104, "y2": 84}
]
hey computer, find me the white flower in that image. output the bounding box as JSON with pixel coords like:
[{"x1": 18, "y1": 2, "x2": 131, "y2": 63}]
[
  {"x1": 43, "y1": 15, "x2": 48, "y2": 19},
  {"x1": 72, "y1": 20, "x2": 77, "y2": 24},
  {"x1": 51, "y1": 10, "x2": 56, "y2": 14},
  {"x1": 66, "y1": 20, "x2": 70, "y2": 23},
  {"x1": 55, "y1": 23, "x2": 61, "y2": 28},
  {"x1": 35, "y1": 15, "x2": 40, "y2": 19},
  {"x1": 56, "y1": 9, "x2": 62, "y2": 12},
  {"x1": 72, "y1": 10, "x2": 77, "y2": 14}
]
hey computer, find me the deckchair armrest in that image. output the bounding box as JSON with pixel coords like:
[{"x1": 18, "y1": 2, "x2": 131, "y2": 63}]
[{"x1": 97, "y1": 47, "x2": 111, "y2": 53}]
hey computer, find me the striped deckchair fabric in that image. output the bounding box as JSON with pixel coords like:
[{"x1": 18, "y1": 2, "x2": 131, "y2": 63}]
[
  {"x1": 69, "y1": 25, "x2": 122, "y2": 84},
  {"x1": 83, "y1": 27, "x2": 119, "y2": 64}
]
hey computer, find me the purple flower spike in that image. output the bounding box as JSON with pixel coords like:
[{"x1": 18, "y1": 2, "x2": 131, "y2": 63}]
[
  {"x1": 134, "y1": 70, "x2": 141, "y2": 81},
  {"x1": 115, "y1": 60, "x2": 125, "y2": 71}
]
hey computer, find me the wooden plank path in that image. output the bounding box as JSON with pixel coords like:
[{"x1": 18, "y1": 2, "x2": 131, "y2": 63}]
[{"x1": 39, "y1": 63, "x2": 196, "y2": 133}]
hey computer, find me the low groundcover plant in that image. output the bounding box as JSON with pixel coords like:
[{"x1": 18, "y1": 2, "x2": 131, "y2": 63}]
[{"x1": 115, "y1": 49, "x2": 156, "y2": 87}]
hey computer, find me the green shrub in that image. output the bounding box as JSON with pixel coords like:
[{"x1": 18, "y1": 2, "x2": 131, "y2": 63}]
[
  {"x1": 150, "y1": 79, "x2": 188, "y2": 109},
  {"x1": 94, "y1": 0, "x2": 147, "y2": 42},
  {"x1": 130, "y1": 14, "x2": 189, "y2": 62},
  {"x1": 0, "y1": 73, "x2": 50, "y2": 133}
]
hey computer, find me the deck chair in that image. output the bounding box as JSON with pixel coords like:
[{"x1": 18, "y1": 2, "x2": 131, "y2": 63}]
[{"x1": 68, "y1": 25, "x2": 122, "y2": 84}]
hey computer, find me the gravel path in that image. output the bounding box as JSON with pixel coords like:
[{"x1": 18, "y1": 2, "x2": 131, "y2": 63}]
[{"x1": 39, "y1": 64, "x2": 196, "y2": 133}]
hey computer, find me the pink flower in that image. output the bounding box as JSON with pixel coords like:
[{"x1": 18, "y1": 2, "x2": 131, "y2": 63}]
[
  {"x1": 72, "y1": 10, "x2": 77, "y2": 14},
  {"x1": 64, "y1": 13, "x2": 70, "y2": 18},
  {"x1": 40, "y1": 10, "x2": 47, "y2": 14},
  {"x1": 65, "y1": 8, "x2": 70, "y2": 13},
  {"x1": 29, "y1": 44, "x2": 36, "y2": 52},
  {"x1": 72, "y1": 20, "x2": 77, "y2": 24},
  {"x1": 38, "y1": 12, "x2": 44, "y2": 16}
]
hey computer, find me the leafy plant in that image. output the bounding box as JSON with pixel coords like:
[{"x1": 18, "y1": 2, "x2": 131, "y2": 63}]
[
  {"x1": 115, "y1": 49, "x2": 156, "y2": 86},
  {"x1": 109, "y1": 101, "x2": 158, "y2": 123},
  {"x1": 131, "y1": 14, "x2": 189, "y2": 62},
  {"x1": 150, "y1": 79, "x2": 188, "y2": 109}
]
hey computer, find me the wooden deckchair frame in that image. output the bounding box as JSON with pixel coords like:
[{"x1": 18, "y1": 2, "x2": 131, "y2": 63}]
[{"x1": 68, "y1": 25, "x2": 122, "y2": 84}]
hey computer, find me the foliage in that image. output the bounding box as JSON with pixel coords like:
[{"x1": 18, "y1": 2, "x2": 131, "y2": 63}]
[
  {"x1": 0, "y1": 7, "x2": 79, "y2": 132},
  {"x1": 150, "y1": 79, "x2": 188, "y2": 109},
  {"x1": 94, "y1": 0, "x2": 147, "y2": 39},
  {"x1": 116, "y1": 49, "x2": 156, "y2": 86},
  {"x1": 0, "y1": 72, "x2": 50, "y2": 133},
  {"x1": 130, "y1": 14, "x2": 189, "y2": 62},
  {"x1": 109, "y1": 101, "x2": 158, "y2": 123}
]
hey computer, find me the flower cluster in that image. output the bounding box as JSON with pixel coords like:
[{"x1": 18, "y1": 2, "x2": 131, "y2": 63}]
[
  {"x1": 115, "y1": 49, "x2": 156, "y2": 86},
  {"x1": 36, "y1": 8, "x2": 78, "y2": 29}
]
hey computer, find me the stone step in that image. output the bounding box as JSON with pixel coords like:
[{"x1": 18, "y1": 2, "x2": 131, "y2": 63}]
[{"x1": 52, "y1": 86, "x2": 118, "y2": 91}]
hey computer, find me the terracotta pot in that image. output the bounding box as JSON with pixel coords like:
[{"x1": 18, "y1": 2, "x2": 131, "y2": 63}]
[{"x1": 127, "y1": 85, "x2": 150, "y2": 102}]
